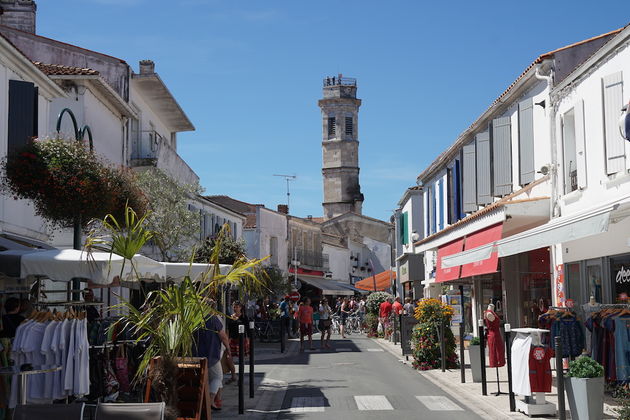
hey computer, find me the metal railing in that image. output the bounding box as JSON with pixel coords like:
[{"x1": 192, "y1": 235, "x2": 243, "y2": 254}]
[
  {"x1": 295, "y1": 248, "x2": 325, "y2": 269},
  {"x1": 323, "y1": 76, "x2": 357, "y2": 87},
  {"x1": 131, "y1": 130, "x2": 164, "y2": 160}
]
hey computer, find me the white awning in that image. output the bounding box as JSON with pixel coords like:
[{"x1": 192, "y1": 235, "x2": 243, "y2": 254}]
[
  {"x1": 442, "y1": 201, "x2": 621, "y2": 268},
  {"x1": 162, "y1": 262, "x2": 231, "y2": 283},
  {"x1": 299, "y1": 277, "x2": 354, "y2": 296}
]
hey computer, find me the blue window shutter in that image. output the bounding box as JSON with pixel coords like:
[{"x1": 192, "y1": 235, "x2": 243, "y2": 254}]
[
  {"x1": 462, "y1": 142, "x2": 477, "y2": 212},
  {"x1": 518, "y1": 98, "x2": 535, "y2": 185},
  {"x1": 431, "y1": 186, "x2": 436, "y2": 234},
  {"x1": 454, "y1": 159, "x2": 465, "y2": 219},
  {"x1": 403, "y1": 212, "x2": 409, "y2": 244},
  {"x1": 602, "y1": 72, "x2": 625, "y2": 174},
  {"x1": 476, "y1": 131, "x2": 492, "y2": 205},
  {"x1": 492, "y1": 117, "x2": 513, "y2": 196}
]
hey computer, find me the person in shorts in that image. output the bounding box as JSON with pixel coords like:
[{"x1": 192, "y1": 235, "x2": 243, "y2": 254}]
[
  {"x1": 340, "y1": 297, "x2": 351, "y2": 338},
  {"x1": 297, "y1": 297, "x2": 314, "y2": 351},
  {"x1": 318, "y1": 299, "x2": 332, "y2": 349}
]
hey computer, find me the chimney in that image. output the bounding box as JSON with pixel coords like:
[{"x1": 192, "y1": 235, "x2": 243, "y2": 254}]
[
  {"x1": 0, "y1": 0, "x2": 37, "y2": 34},
  {"x1": 139, "y1": 59, "x2": 155, "y2": 75},
  {"x1": 277, "y1": 204, "x2": 288, "y2": 214}
]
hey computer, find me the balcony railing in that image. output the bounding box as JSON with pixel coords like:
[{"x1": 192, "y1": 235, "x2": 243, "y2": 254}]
[
  {"x1": 131, "y1": 130, "x2": 164, "y2": 161},
  {"x1": 323, "y1": 76, "x2": 356, "y2": 87}
]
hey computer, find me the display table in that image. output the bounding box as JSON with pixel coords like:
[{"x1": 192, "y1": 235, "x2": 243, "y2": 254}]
[
  {"x1": 510, "y1": 328, "x2": 556, "y2": 416},
  {"x1": 0, "y1": 365, "x2": 62, "y2": 405}
]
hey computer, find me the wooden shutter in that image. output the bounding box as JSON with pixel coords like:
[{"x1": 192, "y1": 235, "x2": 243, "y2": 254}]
[
  {"x1": 492, "y1": 117, "x2": 512, "y2": 196},
  {"x1": 602, "y1": 72, "x2": 625, "y2": 174},
  {"x1": 574, "y1": 99, "x2": 587, "y2": 189},
  {"x1": 403, "y1": 212, "x2": 409, "y2": 244},
  {"x1": 454, "y1": 159, "x2": 465, "y2": 219},
  {"x1": 476, "y1": 131, "x2": 492, "y2": 205},
  {"x1": 438, "y1": 179, "x2": 444, "y2": 230},
  {"x1": 447, "y1": 167, "x2": 454, "y2": 225},
  {"x1": 518, "y1": 98, "x2": 535, "y2": 185},
  {"x1": 7, "y1": 80, "x2": 37, "y2": 156},
  {"x1": 462, "y1": 142, "x2": 477, "y2": 212}
]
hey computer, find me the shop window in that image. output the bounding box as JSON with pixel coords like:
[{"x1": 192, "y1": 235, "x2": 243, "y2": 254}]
[
  {"x1": 585, "y1": 260, "x2": 603, "y2": 304},
  {"x1": 565, "y1": 262, "x2": 582, "y2": 306},
  {"x1": 609, "y1": 254, "x2": 630, "y2": 303}
]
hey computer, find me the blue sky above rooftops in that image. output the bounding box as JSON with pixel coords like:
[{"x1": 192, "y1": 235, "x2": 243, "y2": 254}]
[{"x1": 38, "y1": 0, "x2": 629, "y2": 221}]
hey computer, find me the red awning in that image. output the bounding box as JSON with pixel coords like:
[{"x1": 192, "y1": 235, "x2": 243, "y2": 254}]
[
  {"x1": 460, "y1": 223, "x2": 503, "y2": 278},
  {"x1": 355, "y1": 270, "x2": 396, "y2": 291},
  {"x1": 436, "y1": 238, "x2": 464, "y2": 282}
]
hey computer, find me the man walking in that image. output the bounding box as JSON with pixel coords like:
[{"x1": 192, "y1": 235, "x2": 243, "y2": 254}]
[
  {"x1": 379, "y1": 297, "x2": 393, "y2": 339},
  {"x1": 392, "y1": 297, "x2": 404, "y2": 316},
  {"x1": 279, "y1": 296, "x2": 293, "y2": 338}
]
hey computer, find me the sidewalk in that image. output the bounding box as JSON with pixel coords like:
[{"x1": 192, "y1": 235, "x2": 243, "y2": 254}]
[
  {"x1": 373, "y1": 338, "x2": 620, "y2": 419},
  {"x1": 212, "y1": 338, "x2": 299, "y2": 419}
]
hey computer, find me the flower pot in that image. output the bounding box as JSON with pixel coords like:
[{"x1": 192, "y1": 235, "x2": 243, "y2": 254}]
[
  {"x1": 564, "y1": 376, "x2": 604, "y2": 420},
  {"x1": 469, "y1": 345, "x2": 482, "y2": 383}
]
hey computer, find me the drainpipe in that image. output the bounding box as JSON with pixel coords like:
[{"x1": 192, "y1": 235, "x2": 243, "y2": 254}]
[{"x1": 535, "y1": 63, "x2": 562, "y2": 307}]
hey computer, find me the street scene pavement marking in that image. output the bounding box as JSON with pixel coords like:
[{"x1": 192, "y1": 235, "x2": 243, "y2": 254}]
[
  {"x1": 289, "y1": 397, "x2": 325, "y2": 413},
  {"x1": 367, "y1": 348, "x2": 384, "y2": 352},
  {"x1": 354, "y1": 395, "x2": 394, "y2": 410},
  {"x1": 416, "y1": 395, "x2": 464, "y2": 411}
]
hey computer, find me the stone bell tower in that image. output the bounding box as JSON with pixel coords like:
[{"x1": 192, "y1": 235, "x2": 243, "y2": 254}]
[
  {"x1": 0, "y1": 0, "x2": 37, "y2": 34},
  {"x1": 319, "y1": 74, "x2": 364, "y2": 220}
]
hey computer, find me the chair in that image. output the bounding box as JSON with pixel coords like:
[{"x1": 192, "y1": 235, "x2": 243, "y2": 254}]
[
  {"x1": 13, "y1": 403, "x2": 85, "y2": 420},
  {"x1": 95, "y1": 402, "x2": 165, "y2": 420}
]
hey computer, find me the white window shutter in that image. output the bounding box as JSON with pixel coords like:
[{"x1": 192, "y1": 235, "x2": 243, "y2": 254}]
[
  {"x1": 602, "y1": 72, "x2": 625, "y2": 174},
  {"x1": 574, "y1": 99, "x2": 587, "y2": 189}
]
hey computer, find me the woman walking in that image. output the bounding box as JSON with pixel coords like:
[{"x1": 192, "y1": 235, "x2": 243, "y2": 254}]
[
  {"x1": 318, "y1": 299, "x2": 332, "y2": 349},
  {"x1": 297, "y1": 298, "x2": 314, "y2": 352}
]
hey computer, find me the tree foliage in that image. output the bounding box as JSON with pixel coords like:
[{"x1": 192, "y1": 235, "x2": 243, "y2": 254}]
[
  {"x1": 366, "y1": 291, "x2": 393, "y2": 315},
  {"x1": 195, "y1": 231, "x2": 246, "y2": 265},
  {"x1": 136, "y1": 168, "x2": 203, "y2": 262},
  {"x1": 258, "y1": 266, "x2": 291, "y2": 298}
]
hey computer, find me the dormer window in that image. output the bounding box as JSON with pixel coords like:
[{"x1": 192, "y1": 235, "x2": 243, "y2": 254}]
[
  {"x1": 328, "y1": 117, "x2": 336, "y2": 136},
  {"x1": 345, "y1": 117, "x2": 353, "y2": 136}
]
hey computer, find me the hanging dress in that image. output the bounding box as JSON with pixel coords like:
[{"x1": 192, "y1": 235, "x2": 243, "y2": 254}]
[{"x1": 484, "y1": 310, "x2": 506, "y2": 367}]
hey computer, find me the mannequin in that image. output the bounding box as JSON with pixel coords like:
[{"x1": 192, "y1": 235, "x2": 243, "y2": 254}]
[{"x1": 484, "y1": 303, "x2": 506, "y2": 396}]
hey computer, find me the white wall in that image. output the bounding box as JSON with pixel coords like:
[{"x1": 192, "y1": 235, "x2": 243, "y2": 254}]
[
  {"x1": 323, "y1": 243, "x2": 350, "y2": 282},
  {"x1": 255, "y1": 207, "x2": 288, "y2": 272}
]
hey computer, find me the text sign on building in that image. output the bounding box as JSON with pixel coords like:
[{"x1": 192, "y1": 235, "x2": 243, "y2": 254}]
[{"x1": 400, "y1": 261, "x2": 409, "y2": 283}]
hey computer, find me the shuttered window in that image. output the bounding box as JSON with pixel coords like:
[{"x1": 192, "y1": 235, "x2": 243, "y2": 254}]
[
  {"x1": 475, "y1": 131, "x2": 492, "y2": 205},
  {"x1": 574, "y1": 99, "x2": 587, "y2": 189},
  {"x1": 438, "y1": 179, "x2": 444, "y2": 230},
  {"x1": 447, "y1": 167, "x2": 454, "y2": 225},
  {"x1": 602, "y1": 72, "x2": 625, "y2": 174},
  {"x1": 454, "y1": 159, "x2": 465, "y2": 219},
  {"x1": 400, "y1": 212, "x2": 409, "y2": 245},
  {"x1": 462, "y1": 142, "x2": 477, "y2": 213},
  {"x1": 492, "y1": 117, "x2": 512, "y2": 196},
  {"x1": 345, "y1": 117, "x2": 353, "y2": 136},
  {"x1": 8, "y1": 80, "x2": 38, "y2": 156},
  {"x1": 431, "y1": 186, "x2": 436, "y2": 234},
  {"x1": 518, "y1": 98, "x2": 535, "y2": 185},
  {"x1": 327, "y1": 117, "x2": 336, "y2": 136}
]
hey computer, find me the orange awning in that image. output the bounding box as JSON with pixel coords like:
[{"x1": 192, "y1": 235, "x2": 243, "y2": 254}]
[{"x1": 355, "y1": 270, "x2": 396, "y2": 291}]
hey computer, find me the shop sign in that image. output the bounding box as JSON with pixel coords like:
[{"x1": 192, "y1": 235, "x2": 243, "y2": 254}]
[
  {"x1": 400, "y1": 261, "x2": 409, "y2": 283},
  {"x1": 400, "y1": 316, "x2": 419, "y2": 355},
  {"x1": 555, "y1": 264, "x2": 565, "y2": 305},
  {"x1": 610, "y1": 257, "x2": 630, "y2": 303}
]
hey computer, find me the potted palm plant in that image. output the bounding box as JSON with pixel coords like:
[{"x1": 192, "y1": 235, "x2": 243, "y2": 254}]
[
  {"x1": 468, "y1": 336, "x2": 483, "y2": 382},
  {"x1": 565, "y1": 356, "x2": 605, "y2": 420}
]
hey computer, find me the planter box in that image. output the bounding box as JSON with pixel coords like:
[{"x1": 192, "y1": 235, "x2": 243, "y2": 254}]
[
  {"x1": 565, "y1": 376, "x2": 604, "y2": 420},
  {"x1": 469, "y1": 345, "x2": 482, "y2": 383}
]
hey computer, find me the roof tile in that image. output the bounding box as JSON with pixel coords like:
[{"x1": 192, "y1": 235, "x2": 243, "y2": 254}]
[{"x1": 33, "y1": 61, "x2": 99, "y2": 76}]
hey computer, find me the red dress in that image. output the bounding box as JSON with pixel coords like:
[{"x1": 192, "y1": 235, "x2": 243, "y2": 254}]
[
  {"x1": 528, "y1": 346, "x2": 552, "y2": 392},
  {"x1": 484, "y1": 310, "x2": 506, "y2": 367}
]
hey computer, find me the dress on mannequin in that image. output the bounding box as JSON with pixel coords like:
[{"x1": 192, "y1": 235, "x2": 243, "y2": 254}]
[{"x1": 484, "y1": 309, "x2": 506, "y2": 367}]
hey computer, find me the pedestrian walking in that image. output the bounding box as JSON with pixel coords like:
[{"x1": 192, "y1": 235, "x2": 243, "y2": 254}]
[
  {"x1": 379, "y1": 297, "x2": 393, "y2": 339},
  {"x1": 357, "y1": 296, "x2": 366, "y2": 332},
  {"x1": 298, "y1": 298, "x2": 314, "y2": 351},
  {"x1": 319, "y1": 299, "x2": 332, "y2": 349},
  {"x1": 392, "y1": 297, "x2": 404, "y2": 316},
  {"x1": 340, "y1": 297, "x2": 351, "y2": 338},
  {"x1": 403, "y1": 297, "x2": 415, "y2": 316},
  {"x1": 279, "y1": 296, "x2": 293, "y2": 338}
]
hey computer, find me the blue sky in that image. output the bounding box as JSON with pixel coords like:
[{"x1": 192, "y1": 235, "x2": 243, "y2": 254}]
[{"x1": 38, "y1": 1, "x2": 628, "y2": 221}]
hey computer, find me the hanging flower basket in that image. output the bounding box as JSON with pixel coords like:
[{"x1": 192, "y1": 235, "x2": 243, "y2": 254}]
[
  {"x1": 410, "y1": 298, "x2": 459, "y2": 370},
  {"x1": 1, "y1": 138, "x2": 146, "y2": 229}
]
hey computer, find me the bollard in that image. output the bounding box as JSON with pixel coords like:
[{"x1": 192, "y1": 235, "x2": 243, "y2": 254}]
[
  {"x1": 504, "y1": 324, "x2": 515, "y2": 412},
  {"x1": 440, "y1": 319, "x2": 446, "y2": 372},
  {"x1": 555, "y1": 336, "x2": 566, "y2": 420},
  {"x1": 459, "y1": 285, "x2": 465, "y2": 383},
  {"x1": 238, "y1": 324, "x2": 245, "y2": 414},
  {"x1": 249, "y1": 321, "x2": 255, "y2": 399},
  {"x1": 280, "y1": 318, "x2": 286, "y2": 353},
  {"x1": 478, "y1": 319, "x2": 487, "y2": 396}
]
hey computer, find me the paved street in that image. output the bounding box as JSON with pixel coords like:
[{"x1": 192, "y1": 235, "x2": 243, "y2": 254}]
[{"x1": 236, "y1": 335, "x2": 484, "y2": 419}]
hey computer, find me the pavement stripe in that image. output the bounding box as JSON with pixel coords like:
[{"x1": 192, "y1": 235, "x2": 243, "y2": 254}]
[
  {"x1": 416, "y1": 395, "x2": 464, "y2": 411},
  {"x1": 366, "y1": 348, "x2": 384, "y2": 352},
  {"x1": 354, "y1": 395, "x2": 394, "y2": 411},
  {"x1": 289, "y1": 396, "x2": 325, "y2": 413}
]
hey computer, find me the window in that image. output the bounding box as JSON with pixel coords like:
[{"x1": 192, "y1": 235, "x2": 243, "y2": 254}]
[
  {"x1": 345, "y1": 117, "x2": 353, "y2": 136},
  {"x1": 462, "y1": 142, "x2": 477, "y2": 212},
  {"x1": 602, "y1": 72, "x2": 625, "y2": 174},
  {"x1": 492, "y1": 117, "x2": 512, "y2": 196},
  {"x1": 8, "y1": 80, "x2": 38, "y2": 156},
  {"x1": 399, "y1": 212, "x2": 408, "y2": 245},
  {"x1": 518, "y1": 98, "x2": 535, "y2": 185},
  {"x1": 562, "y1": 109, "x2": 578, "y2": 193},
  {"x1": 438, "y1": 179, "x2": 444, "y2": 231},
  {"x1": 327, "y1": 117, "x2": 336, "y2": 136},
  {"x1": 270, "y1": 236, "x2": 278, "y2": 266}
]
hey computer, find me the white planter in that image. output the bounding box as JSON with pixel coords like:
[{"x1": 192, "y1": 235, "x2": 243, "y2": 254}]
[
  {"x1": 565, "y1": 376, "x2": 604, "y2": 420},
  {"x1": 469, "y1": 345, "x2": 482, "y2": 383}
]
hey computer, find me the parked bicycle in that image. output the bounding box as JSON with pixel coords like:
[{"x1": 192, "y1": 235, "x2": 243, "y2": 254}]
[{"x1": 255, "y1": 319, "x2": 281, "y2": 342}]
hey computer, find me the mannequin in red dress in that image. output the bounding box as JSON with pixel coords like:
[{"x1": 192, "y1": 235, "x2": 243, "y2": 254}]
[{"x1": 484, "y1": 305, "x2": 506, "y2": 367}]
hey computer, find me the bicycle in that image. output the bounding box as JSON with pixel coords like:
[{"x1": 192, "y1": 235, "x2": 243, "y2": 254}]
[
  {"x1": 331, "y1": 315, "x2": 342, "y2": 335},
  {"x1": 255, "y1": 319, "x2": 281, "y2": 342}
]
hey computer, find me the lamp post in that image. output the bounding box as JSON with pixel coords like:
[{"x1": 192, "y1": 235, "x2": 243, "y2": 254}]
[
  {"x1": 291, "y1": 247, "x2": 301, "y2": 290},
  {"x1": 56, "y1": 108, "x2": 94, "y2": 302}
]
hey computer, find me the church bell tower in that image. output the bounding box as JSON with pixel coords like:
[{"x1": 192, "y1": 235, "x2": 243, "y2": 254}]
[{"x1": 319, "y1": 74, "x2": 364, "y2": 220}]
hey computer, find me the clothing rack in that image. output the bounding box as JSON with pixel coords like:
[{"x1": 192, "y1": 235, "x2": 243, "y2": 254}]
[{"x1": 36, "y1": 301, "x2": 104, "y2": 307}]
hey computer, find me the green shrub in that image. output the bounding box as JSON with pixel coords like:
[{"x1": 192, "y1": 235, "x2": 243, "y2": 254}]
[
  {"x1": 614, "y1": 384, "x2": 630, "y2": 420},
  {"x1": 365, "y1": 291, "x2": 393, "y2": 315},
  {"x1": 410, "y1": 298, "x2": 458, "y2": 370},
  {"x1": 567, "y1": 356, "x2": 604, "y2": 378},
  {"x1": 469, "y1": 336, "x2": 480, "y2": 346}
]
